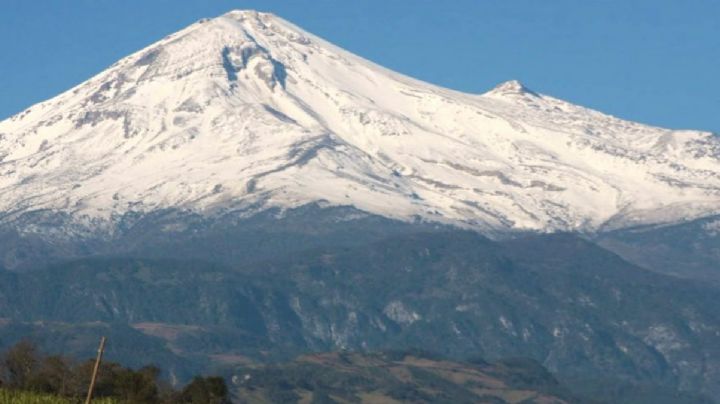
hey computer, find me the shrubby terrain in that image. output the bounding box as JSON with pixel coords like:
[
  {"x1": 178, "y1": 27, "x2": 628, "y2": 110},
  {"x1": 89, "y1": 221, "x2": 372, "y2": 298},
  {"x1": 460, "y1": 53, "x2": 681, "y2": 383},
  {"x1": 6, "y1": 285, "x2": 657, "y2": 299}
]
[{"x1": 0, "y1": 340, "x2": 229, "y2": 403}]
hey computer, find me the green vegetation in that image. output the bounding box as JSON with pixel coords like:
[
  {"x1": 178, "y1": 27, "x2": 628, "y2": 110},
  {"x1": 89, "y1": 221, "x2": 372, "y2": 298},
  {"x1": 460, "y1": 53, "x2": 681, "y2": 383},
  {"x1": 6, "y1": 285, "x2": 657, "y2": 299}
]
[
  {"x1": 0, "y1": 388, "x2": 117, "y2": 403},
  {"x1": 0, "y1": 340, "x2": 230, "y2": 404}
]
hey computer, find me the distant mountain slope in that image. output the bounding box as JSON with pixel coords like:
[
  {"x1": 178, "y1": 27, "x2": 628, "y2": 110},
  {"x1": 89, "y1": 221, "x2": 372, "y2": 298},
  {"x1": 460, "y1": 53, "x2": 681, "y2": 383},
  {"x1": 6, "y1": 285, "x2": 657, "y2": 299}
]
[
  {"x1": 597, "y1": 214, "x2": 720, "y2": 283},
  {"x1": 0, "y1": 205, "x2": 448, "y2": 271},
  {"x1": 0, "y1": 10, "x2": 718, "y2": 236}
]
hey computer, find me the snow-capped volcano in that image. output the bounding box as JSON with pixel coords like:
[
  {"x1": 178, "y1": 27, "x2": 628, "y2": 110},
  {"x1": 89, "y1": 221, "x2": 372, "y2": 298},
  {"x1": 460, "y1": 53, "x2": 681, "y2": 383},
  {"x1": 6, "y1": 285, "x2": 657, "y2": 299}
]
[{"x1": 1, "y1": 10, "x2": 719, "y2": 234}]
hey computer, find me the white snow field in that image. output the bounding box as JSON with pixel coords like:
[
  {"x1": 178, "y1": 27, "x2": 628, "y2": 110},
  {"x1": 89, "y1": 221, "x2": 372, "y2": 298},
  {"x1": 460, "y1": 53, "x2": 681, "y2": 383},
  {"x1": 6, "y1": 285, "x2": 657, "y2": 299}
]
[{"x1": 1, "y1": 10, "x2": 719, "y2": 234}]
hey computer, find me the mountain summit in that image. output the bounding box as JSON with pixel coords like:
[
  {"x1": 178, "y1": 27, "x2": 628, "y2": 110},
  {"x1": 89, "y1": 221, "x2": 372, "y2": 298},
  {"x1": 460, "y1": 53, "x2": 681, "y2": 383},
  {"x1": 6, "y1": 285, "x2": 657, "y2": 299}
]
[{"x1": 1, "y1": 10, "x2": 719, "y2": 234}]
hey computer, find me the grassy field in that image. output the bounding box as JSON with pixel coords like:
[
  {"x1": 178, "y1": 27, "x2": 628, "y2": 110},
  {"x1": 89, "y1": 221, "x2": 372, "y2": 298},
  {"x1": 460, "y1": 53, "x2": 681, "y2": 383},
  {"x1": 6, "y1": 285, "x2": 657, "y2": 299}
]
[{"x1": 0, "y1": 389, "x2": 118, "y2": 404}]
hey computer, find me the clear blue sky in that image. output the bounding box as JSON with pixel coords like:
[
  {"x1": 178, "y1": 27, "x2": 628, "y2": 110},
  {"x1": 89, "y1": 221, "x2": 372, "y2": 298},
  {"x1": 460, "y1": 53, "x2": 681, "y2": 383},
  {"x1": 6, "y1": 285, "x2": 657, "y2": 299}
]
[{"x1": 1, "y1": 0, "x2": 718, "y2": 132}]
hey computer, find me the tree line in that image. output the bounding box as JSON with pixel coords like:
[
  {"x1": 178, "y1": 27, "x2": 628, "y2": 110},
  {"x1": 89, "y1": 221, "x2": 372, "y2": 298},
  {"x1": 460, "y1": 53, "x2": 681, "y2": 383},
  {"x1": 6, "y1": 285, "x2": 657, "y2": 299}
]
[{"x1": 0, "y1": 339, "x2": 230, "y2": 403}]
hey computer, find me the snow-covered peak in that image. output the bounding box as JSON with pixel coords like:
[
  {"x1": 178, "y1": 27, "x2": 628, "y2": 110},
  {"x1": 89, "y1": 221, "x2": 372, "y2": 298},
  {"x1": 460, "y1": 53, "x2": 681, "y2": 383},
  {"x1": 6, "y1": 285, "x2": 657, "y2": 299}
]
[
  {"x1": 0, "y1": 11, "x2": 718, "y2": 236},
  {"x1": 222, "y1": 9, "x2": 265, "y2": 18},
  {"x1": 219, "y1": 9, "x2": 284, "y2": 24}
]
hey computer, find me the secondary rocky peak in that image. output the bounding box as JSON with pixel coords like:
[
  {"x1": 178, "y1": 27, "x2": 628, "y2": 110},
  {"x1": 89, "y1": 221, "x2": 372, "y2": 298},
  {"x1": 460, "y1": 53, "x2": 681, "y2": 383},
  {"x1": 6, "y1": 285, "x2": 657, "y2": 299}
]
[{"x1": 486, "y1": 80, "x2": 538, "y2": 98}]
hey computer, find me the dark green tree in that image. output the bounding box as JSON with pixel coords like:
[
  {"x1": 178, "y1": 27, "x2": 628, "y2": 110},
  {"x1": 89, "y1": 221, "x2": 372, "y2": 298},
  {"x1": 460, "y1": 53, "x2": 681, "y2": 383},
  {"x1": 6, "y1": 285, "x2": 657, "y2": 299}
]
[
  {"x1": 26, "y1": 355, "x2": 73, "y2": 395},
  {"x1": 180, "y1": 376, "x2": 231, "y2": 404},
  {"x1": 1, "y1": 339, "x2": 40, "y2": 389},
  {"x1": 112, "y1": 365, "x2": 161, "y2": 403}
]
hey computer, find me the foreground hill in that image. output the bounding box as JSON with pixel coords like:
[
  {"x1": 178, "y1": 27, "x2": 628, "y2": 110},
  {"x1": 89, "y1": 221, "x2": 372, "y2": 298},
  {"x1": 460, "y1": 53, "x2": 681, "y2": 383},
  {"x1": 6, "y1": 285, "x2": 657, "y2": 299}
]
[
  {"x1": 231, "y1": 351, "x2": 574, "y2": 403},
  {"x1": 1, "y1": 231, "x2": 718, "y2": 400}
]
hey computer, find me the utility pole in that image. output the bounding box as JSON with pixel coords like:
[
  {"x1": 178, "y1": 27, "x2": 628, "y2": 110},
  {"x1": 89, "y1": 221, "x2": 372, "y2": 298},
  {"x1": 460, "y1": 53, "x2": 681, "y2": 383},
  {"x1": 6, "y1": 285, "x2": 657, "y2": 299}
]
[{"x1": 85, "y1": 336, "x2": 107, "y2": 404}]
